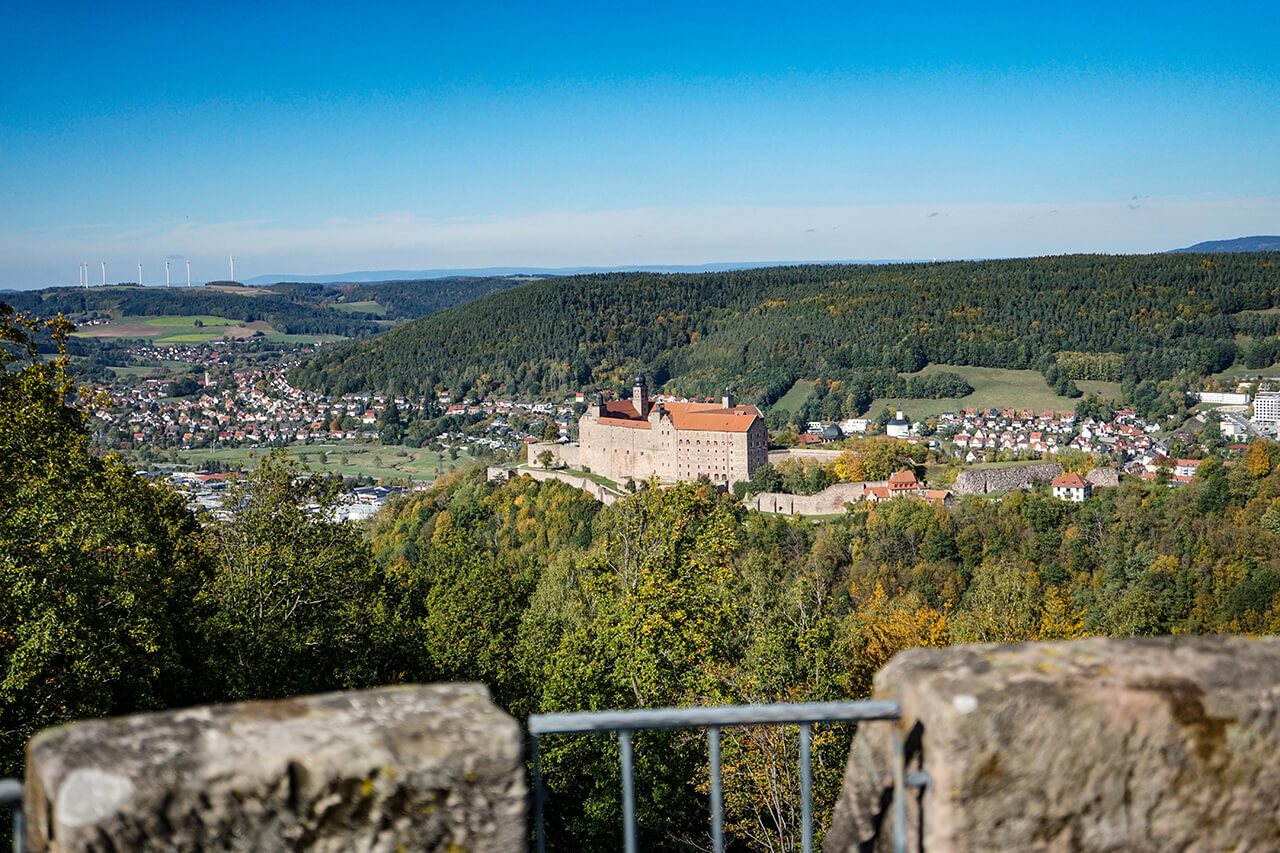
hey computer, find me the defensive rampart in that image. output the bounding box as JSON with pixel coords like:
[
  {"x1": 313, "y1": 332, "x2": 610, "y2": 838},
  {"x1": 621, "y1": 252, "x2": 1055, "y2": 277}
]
[
  {"x1": 16, "y1": 638, "x2": 1280, "y2": 852},
  {"x1": 951, "y1": 461, "x2": 1061, "y2": 495},
  {"x1": 488, "y1": 465, "x2": 624, "y2": 505},
  {"x1": 748, "y1": 482, "x2": 874, "y2": 515}
]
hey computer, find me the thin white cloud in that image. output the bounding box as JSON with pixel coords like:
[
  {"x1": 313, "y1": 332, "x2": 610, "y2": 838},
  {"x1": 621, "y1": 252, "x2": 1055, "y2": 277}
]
[{"x1": 4, "y1": 196, "x2": 1280, "y2": 287}]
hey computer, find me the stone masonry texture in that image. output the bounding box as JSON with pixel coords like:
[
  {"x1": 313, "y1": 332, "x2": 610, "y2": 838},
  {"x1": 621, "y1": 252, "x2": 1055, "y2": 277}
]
[
  {"x1": 825, "y1": 636, "x2": 1280, "y2": 852},
  {"x1": 951, "y1": 462, "x2": 1061, "y2": 495},
  {"x1": 25, "y1": 683, "x2": 527, "y2": 853}
]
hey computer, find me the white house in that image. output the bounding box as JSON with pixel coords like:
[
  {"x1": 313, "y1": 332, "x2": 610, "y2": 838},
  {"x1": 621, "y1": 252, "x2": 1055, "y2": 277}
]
[{"x1": 1051, "y1": 472, "x2": 1092, "y2": 502}]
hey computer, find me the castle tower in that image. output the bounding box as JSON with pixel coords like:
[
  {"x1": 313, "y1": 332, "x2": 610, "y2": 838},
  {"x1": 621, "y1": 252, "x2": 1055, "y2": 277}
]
[{"x1": 632, "y1": 375, "x2": 650, "y2": 417}]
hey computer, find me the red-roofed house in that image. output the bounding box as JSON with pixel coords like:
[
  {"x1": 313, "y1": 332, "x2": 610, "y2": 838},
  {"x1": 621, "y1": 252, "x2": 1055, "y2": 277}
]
[
  {"x1": 1051, "y1": 472, "x2": 1092, "y2": 502},
  {"x1": 1174, "y1": 459, "x2": 1202, "y2": 479},
  {"x1": 888, "y1": 470, "x2": 919, "y2": 493}
]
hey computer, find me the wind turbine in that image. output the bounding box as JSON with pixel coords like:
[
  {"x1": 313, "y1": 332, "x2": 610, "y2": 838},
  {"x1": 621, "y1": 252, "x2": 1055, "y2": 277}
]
[
  {"x1": 186, "y1": 260, "x2": 191, "y2": 287},
  {"x1": 101, "y1": 261, "x2": 106, "y2": 287},
  {"x1": 138, "y1": 263, "x2": 143, "y2": 286},
  {"x1": 229, "y1": 255, "x2": 235, "y2": 284},
  {"x1": 166, "y1": 261, "x2": 171, "y2": 287}
]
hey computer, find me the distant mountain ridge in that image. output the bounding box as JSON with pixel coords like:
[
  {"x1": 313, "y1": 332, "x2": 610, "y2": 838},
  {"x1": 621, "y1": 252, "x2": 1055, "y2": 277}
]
[
  {"x1": 1168, "y1": 236, "x2": 1280, "y2": 253},
  {"x1": 243, "y1": 260, "x2": 906, "y2": 286}
]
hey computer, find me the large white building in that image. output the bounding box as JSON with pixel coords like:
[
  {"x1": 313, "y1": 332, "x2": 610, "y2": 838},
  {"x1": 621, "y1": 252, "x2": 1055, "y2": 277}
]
[
  {"x1": 1254, "y1": 391, "x2": 1280, "y2": 425},
  {"x1": 573, "y1": 376, "x2": 769, "y2": 486}
]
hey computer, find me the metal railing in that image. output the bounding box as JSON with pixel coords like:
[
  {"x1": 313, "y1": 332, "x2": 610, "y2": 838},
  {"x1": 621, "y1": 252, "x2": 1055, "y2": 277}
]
[
  {"x1": 527, "y1": 700, "x2": 917, "y2": 853},
  {"x1": 0, "y1": 778, "x2": 22, "y2": 853}
]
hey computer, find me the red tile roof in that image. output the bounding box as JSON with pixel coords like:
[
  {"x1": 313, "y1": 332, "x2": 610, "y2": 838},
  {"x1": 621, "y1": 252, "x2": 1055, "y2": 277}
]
[{"x1": 597, "y1": 400, "x2": 762, "y2": 433}]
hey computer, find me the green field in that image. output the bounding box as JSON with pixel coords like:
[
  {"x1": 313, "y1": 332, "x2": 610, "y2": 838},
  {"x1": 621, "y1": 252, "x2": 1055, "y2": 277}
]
[
  {"x1": 868, "y1": 365, "x2": 1123, "y2": 420},
  {"x1": 330, "y1": 300, "x2": 387, "y2": 315},
  {"x1": 261, "y1": 332, "x2": 349, "y2": 344},
  {"x1": 107, "y1": 365, "x2": 165, "y2": 378},
  {"x1": 774, "y1": 379, "x2": 815, "y2": 412},
  {"x1": 158, "y1": 444, "x2": 473, "y2": 482},
  {"x1": 773, "y1": 366, "x2": 1121, "y2": 421},
  {"x1": 141, "y1": 315, "x2": 237, "y2": 328},
  {"x1": 1210, "y1": 361, "x2": 1280, "y2": 382}
]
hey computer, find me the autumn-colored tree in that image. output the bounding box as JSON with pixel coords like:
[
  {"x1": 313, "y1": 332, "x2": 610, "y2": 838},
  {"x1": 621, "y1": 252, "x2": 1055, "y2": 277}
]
[
  {"x1": 1245, "y1": 440, "x2": 1275, "y2": 477},
  {"x1": 1037, "y1": 586, "x2": 1087, "y2": 639},
  {"x1": 846, "y1": 582, "x2": 951, "y2": 697},
  {"x1": 833, "y1": 449, "x2": 866, "y2": 482}
]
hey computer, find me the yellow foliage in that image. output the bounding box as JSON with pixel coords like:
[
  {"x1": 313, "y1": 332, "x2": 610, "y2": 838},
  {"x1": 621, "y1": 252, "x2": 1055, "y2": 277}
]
[
  {"x1": 847, "y1": 582, "x2": 950, "y2": 697},
  {"x1": 1244, "y1": 441, "x2": 1274, "y2": 477},
  {"x1": 833, "y1": 450, "x2": 865, "y2": 482},
  {"x1": 1037, "y1": 586, "x2": 1087, "y2": 640}
]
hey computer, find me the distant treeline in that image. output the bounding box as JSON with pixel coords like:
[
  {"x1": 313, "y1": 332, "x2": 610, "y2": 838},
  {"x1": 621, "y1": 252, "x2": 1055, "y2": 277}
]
[
  {"x1": 5, "y1": 276, "x2": 536, "y2": 338},
  {"x1": 289, "y1": 254, "x2": 1280, "y2": 406}
]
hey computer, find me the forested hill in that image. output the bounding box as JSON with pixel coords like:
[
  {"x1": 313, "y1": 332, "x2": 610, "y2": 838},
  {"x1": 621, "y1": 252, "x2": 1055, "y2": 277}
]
[
  {"x1": 4, "y1": 276, "x2": 532, "y2": 337},
  {"x1": 289, "y1": 253, "x2": 1280, "y2": 401},
  {"x1": 1169, "y1": 236, "x2": 1280, "y2": 253}
]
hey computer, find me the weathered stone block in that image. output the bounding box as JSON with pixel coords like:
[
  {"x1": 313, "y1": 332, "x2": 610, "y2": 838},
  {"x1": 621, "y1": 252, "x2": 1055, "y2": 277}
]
[
  {"x1": 825, "y1": 636, "x2": 1280, "y2": 852},
  {"x1": 26, "y1": 683, "x2": 527, "y2": 852}
]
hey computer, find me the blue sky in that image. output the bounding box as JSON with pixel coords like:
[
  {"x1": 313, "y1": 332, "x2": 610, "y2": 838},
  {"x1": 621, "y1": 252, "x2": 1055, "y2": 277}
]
[{"x1": 3, "y1": 1, "x2": 1278, "y2": 288}]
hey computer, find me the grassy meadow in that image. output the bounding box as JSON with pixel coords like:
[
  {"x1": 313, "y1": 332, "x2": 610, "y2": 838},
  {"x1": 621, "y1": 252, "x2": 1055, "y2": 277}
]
[
  {"x1": 148, "y1": 444, "x2": 474, "y2": 483},
  {"x1": 771, "y1": 366, "x2": 1122, "y2": 421},
  {"x1": 872, "y1": 365, "x2": 1122, "y2": 420}
]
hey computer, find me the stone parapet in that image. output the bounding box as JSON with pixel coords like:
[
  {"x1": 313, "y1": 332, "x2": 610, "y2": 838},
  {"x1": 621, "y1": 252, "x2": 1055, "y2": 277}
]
[
  {"x1": 825, "y1": 636, "x2": 1280, "y2": 852},
  {"x1": 26, "y1": 683, "x2": 527, "y2": 853}
]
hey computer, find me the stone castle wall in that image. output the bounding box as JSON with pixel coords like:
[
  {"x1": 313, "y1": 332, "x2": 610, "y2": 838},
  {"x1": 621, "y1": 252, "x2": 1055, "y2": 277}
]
[
  {"x1": 748, "y1": 483, "x2": 873, "y2": 515},
  {"x1": 18, "y1": 638, "x2": 1280, "y2": 852},
  {"x1": 1086, "y1": 466, "x2": 1120, "y2": 488},
  {"x1": 951, "y1": 461, "x2": 1061, "y2": 495},
  {"x1": 487, "y1": 466, "x2": 623, "y2": 505}
]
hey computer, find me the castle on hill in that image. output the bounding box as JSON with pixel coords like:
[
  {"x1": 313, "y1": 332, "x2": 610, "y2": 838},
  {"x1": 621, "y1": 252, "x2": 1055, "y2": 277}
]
[{"x1": 569, "y1": 376, "x2": 769, "y2": 486}]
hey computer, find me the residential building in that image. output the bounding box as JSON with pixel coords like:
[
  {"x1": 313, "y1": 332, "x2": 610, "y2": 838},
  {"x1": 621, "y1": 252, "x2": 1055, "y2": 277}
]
[{"x1": 1051, "y1": 472, "x2": 1092, "y2": 502}]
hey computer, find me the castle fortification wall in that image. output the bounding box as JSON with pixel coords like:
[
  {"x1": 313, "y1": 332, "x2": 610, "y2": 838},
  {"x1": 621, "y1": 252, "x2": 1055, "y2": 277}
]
[
  {"x1": 748, "y1": 483, "x2": 871, "y2": 515},
  {"x1": 951, "y1": 461, "x2": 1062, "y2": 495}
]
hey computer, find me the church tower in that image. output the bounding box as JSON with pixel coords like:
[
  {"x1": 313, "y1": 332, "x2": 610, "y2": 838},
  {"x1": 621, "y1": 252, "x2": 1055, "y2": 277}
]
[{"x1": 632, "y1": 375, "x2": 650, "y2": 417}]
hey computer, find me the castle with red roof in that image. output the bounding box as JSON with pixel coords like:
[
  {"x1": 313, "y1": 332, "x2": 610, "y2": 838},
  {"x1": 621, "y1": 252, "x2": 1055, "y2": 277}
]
[{"x1": 576, "y1": 376, "x2": 769, "y2": 486}]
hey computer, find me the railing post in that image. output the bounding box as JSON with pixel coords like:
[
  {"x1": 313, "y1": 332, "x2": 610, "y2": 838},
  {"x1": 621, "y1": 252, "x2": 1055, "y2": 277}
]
[
  {"x1": 530, "y1": 735, "x2": 545, "y2": 853},
  {"x1": 800, "y1": 723, "x2": 813, "y2": 853},
  {"x1": 0, "y1": 778, "x2": 22, "y2": 853},
  {"x1": 891, "y1": 725, "x2": 906, "y2": 853},
  {"x1": 620, "y1": 730, "x2": 637, "y2": 853},
  {"x1": 708, "y1": 726, "x2": 723, "y2": 853}
]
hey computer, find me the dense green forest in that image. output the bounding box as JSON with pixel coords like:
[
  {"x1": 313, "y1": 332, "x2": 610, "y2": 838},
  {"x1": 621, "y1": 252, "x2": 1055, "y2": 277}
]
[
  {"x1": 290, "y1": 254, "x2": 1280, "y2": 404},
  {"x1": 8, "y1": 300, "x2": 1280, "y2": 850}
]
